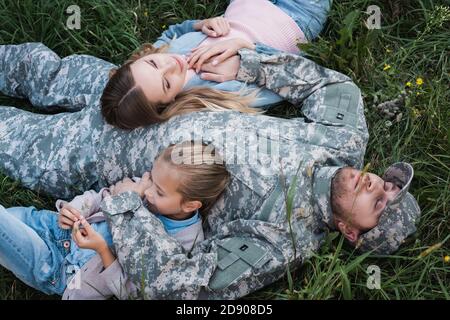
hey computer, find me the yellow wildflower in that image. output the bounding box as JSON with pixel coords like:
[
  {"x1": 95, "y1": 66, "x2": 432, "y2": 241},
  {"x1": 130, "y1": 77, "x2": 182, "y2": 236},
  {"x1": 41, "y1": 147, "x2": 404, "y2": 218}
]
[
  {"x1": 405, "y1": 81, "x2": 412, "y2": 87},
  {"x1": 416, "y1": 77, "x2": 424, "y2": 86},
  {"x1": 144, "y1": 10, "x2": 148, "y2": 17},
  {"x1": 383, "y1": 64, "x2": 391, "y2": 71},
  {"x1": 416, "y1": 92, "x2": 421, "y2": 96},
  {"x1": 386, "y1": 48, "x2": 392, "y2": 53},
  {"x1": 412, "y1": 108, "x2": 421, "y2": 119},
  {"x1": 444, "y1": 255, "x2": 450, "y2": 263},
  {"x1": 162, "y1": 24, "x2": 167, "y2": 29}
]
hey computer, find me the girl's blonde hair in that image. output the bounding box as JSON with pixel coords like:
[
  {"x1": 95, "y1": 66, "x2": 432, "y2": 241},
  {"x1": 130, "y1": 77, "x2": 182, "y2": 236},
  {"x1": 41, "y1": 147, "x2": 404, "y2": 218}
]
[
  {"x1": 101, "y1": 43, "x2": 261, "y2": 130},
  {"x1": 158, "y1": 141, "x2": 229, "y2": 219}
]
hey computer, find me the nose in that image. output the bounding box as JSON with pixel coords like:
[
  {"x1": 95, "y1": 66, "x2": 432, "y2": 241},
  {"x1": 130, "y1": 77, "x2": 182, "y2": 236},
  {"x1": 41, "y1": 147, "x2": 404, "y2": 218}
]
[
  {"x1": 366, "y1": 176, "x2": 384, "y2": 194},
  {"x1": 144, "y1": 188, "x2": 154, "y2": 203},
  {"x1": 161, "y1": 58, "x2": 178, "y2": 75}
]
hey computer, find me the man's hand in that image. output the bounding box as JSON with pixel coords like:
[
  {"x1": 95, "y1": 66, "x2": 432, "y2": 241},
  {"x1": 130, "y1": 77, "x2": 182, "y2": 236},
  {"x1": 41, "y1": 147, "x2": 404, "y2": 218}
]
[
  {"x1": 194, "y1": 16, "x2": 230, "y2": 38},
  {"x1": 187, "y1": 38, "x2": 254, "y2": 73},
  {"x1": 110, "y1": 172, "x2": 152, "y2": 198},
  {"x1": 72, "y1": 217, "x2": 107, "y2": 252},
  {"x1": 198, "y1": 55, "x2": 241, "y2": 83},
  {"x1": 58, "y1": 205, "x2": 82, "y2": 229}
]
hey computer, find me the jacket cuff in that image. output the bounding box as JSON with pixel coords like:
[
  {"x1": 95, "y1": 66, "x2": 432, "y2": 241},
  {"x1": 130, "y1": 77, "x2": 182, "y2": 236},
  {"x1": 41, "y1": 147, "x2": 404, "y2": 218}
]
[
  {"x1": 100, "y1": 191, "x2": 142, "y2": 217},
  {"x1": 237, "y1": 49, "x2": 265, "y2": 86},
  {"x1": 55, "y1": 199, "x2": 68, "y2": 212}
]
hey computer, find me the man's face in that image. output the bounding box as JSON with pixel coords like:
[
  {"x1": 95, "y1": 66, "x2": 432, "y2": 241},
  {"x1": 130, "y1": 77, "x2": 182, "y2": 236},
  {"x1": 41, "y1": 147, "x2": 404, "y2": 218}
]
[{"x1": 334, "y1": 167, "x2": 401, "y2": 231}]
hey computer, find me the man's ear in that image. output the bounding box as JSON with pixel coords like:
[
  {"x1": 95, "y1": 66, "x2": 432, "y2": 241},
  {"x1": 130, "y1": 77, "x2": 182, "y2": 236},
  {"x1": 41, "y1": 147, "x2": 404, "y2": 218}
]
[
  {"x1": 336, "y1": 219, "x2": 359, "y2": 243},
  {"x1": 181, "y1": 200, "x2": 202, "y2": 214}
]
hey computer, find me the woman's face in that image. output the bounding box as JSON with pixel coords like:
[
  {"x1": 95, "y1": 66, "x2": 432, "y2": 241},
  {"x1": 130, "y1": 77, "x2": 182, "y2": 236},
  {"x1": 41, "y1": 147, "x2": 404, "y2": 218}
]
[{"x1": 131, "y1": 53, "x2": 188, "y2": 104}]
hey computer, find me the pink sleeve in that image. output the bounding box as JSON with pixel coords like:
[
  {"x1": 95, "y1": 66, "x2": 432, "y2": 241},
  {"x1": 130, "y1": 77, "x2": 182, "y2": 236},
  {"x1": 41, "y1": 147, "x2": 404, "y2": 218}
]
[
  {"x1": 55, "y1": 188, "x2": 111, "y2": 218},
  {"x1": 62, "y1": 255, "x2": 136, "y2": 300}
]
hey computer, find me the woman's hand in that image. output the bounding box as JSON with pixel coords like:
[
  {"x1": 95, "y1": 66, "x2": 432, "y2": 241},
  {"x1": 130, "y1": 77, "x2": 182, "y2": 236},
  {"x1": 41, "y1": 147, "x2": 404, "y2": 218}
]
[
  {"x1": 198, "y1": 55, "x2": 241, "y2": 83},
  {"x1": 194, "y1": 16, "x2": 230, "y2": 37},
  {"x1": 110, "y1": 172, "x2": 152, "y2": 198},
  {"x1": 58, "y1": 205, "x2": 82, "y2": 229},
  {"x1": 187, "y1": 38, "x2": 255, "y2": 73},
  {"x1": 72, "y1": 217, "x2": 107, "y2": 252}
]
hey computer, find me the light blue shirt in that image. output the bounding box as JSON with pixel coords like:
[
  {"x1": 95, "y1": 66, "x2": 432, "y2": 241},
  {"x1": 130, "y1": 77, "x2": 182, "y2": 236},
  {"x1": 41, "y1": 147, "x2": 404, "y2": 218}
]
[{"x1": 156, "y1": 210, "x2": 201, "y2": 235}]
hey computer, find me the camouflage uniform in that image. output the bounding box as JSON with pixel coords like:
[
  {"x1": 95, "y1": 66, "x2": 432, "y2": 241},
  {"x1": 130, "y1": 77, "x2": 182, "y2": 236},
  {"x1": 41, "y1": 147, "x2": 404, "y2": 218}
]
[{"x1": 0, "y1": 44, "x2": 420, "y2": 299}]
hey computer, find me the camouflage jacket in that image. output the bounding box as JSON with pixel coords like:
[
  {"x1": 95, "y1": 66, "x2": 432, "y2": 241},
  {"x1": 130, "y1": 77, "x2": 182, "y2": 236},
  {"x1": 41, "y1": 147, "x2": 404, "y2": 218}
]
[
  {"x1": 0, "y1": 44, "x2": 367, "y2": 299},
  {"x1": 98, "y1": 49, "x2": 367, "y2": 299}
]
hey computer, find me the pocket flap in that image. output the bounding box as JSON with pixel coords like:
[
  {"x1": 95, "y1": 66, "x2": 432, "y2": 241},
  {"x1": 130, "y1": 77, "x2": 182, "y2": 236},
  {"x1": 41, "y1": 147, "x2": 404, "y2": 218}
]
[
  {"x1": 217, "y1": 252, "x2": 239, "y2": 270},
  {"x1": 209, "y1": 237, "x2": 272, "y2": 291},
  {"x1": 220, "y1": 238, "x2": 271, "y2": 267}
]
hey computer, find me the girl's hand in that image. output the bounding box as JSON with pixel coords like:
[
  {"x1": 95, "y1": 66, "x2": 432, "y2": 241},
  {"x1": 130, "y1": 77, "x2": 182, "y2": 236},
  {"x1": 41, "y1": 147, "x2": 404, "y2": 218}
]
[
  {"x1": 194, "y1": 16, "x2": 230, "y2": 38},
  {"x1": 58, "y1": 205, "x2": 82, "y2": 229},
  {"x1": 198, "y1": 55, "x2": 241, "y2": 83},
  {"x1": 72, "y1": 217, "x2": 107, "y2": 252},
  {"x1": 187, "y1": 38, "x2": 255, "y2": 73},
  {"x1": 110, "y1": 172, "x2": 152, "y2": 198}
]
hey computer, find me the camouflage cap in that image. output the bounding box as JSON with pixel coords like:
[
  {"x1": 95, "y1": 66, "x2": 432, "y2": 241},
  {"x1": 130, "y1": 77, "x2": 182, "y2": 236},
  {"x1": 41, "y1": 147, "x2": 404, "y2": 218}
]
[{"x1": 356, "y1": 162, "x2": 421, "y2": 254}]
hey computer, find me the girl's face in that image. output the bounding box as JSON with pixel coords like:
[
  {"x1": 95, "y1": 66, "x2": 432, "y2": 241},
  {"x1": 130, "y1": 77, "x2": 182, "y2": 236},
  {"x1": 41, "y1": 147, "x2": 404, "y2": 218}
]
[
  {"x1": 143, "y1": 158, "x2": 198, "y2": 220},
  {"x1": 131, "y1": 53, "x2": 188, "y2": 104}
]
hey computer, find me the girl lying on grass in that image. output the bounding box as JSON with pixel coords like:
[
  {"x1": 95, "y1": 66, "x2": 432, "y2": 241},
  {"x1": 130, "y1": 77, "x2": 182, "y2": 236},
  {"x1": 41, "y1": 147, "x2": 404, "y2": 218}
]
[
  {"x1": 0, "y1": 141, "x2": 229, "y2": 299},
  {"x1": 101, "y1": 0, "x2": 331, "y2": 129}
]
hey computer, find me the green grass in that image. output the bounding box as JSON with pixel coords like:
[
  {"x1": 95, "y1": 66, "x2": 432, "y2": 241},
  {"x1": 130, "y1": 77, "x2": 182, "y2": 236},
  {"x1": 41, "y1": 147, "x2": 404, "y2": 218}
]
[{"x1": 0, "y1": 0, "x2": 449, "y2": 300}]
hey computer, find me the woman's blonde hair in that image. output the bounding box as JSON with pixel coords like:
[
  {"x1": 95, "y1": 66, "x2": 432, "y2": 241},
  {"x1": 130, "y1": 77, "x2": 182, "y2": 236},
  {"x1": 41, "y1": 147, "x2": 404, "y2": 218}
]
[
  {"x1": 101, "y1": 43, "x2": 261, "y2": 130},
  {"x1": 158, "y1": 141, "x2": 230, "y2": 219}
]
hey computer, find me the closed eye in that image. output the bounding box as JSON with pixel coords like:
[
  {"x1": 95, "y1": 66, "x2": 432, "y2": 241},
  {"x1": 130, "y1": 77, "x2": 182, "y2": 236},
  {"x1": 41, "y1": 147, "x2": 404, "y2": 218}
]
[{"x1": 148, "y1": 60, "x2": 170, "y2": 91}]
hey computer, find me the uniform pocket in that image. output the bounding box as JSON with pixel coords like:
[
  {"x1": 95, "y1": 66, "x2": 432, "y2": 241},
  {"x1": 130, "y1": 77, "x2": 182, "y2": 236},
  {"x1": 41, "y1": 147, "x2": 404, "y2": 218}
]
[{"x1": 208, "y1": 237, "x2": 272, "y2": 291}]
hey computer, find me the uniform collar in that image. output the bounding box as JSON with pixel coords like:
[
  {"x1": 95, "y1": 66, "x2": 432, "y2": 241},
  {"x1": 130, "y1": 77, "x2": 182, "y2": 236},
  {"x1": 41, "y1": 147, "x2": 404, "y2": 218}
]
[{"x1": 312, "y1": 166, "x2": 343, "y2": 230}]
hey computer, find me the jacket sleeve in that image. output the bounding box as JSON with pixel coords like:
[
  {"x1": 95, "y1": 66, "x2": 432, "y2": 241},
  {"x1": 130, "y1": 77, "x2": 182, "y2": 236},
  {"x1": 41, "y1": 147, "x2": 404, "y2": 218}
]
[
  {"x1": 0, "y1": 43, "x2": 115, "y2": 112},
  {"x1": 100, "y1": 191, "x2": 291, "y2": 300},
  {"x1": 55, "y1": 188, "x2": 110, "y2": 218},
  {"x1": 153, "y1": 20, "x2": 201, "y2": 48},
  {"x1": 236, "y1": 48, "x2": 368, "y2": 163}
]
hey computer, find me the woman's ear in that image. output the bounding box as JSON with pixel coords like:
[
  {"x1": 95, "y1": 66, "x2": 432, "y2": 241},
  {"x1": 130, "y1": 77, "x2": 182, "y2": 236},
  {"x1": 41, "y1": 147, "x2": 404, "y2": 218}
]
[
  {"x1": 181, "y1": 200, "x2": 202, "y2": 214},
  {"x1": 336, "y1": 220, "x2": 359, "y2": 243},
  {"x1": 109, "y1": 68, "x2": 118, "y2": 78}
]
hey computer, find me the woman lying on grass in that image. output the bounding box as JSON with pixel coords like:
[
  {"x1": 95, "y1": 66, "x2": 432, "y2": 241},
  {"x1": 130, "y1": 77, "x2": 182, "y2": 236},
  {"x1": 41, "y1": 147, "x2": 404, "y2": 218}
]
[{"x1": 101, "y1": 0, "x2": 331, "y2": 129}]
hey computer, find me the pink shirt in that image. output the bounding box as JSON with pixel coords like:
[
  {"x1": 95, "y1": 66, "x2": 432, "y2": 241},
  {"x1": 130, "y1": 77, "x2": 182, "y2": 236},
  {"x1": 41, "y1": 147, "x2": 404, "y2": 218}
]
[
  {"x1": 206, "y1": 0, "x2": 306, "y2": 54},
  {"x1": 186, "y1": 0, "x2": 306, "y2": 81}
]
